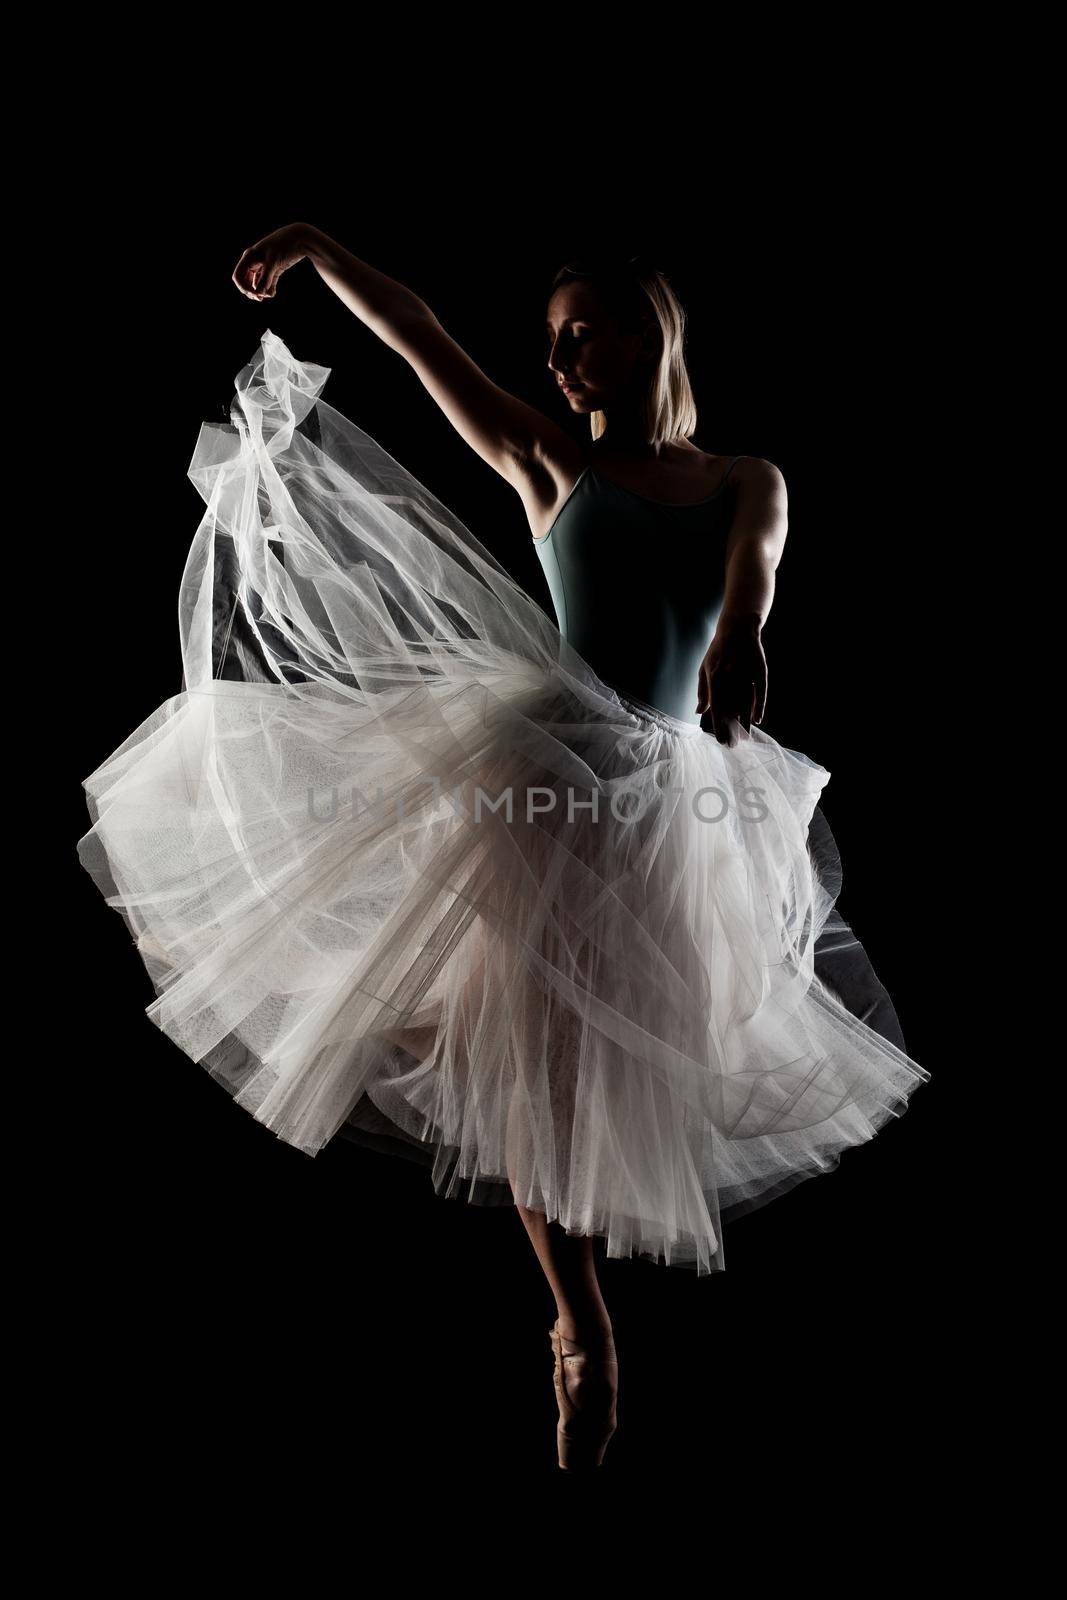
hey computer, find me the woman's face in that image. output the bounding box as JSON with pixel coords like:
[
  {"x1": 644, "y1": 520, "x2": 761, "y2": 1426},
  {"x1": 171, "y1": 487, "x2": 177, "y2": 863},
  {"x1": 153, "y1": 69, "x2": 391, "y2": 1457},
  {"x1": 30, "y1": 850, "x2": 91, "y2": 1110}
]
[{"x1": 545, "y1": 282, "x2": 651, "y2": 413}]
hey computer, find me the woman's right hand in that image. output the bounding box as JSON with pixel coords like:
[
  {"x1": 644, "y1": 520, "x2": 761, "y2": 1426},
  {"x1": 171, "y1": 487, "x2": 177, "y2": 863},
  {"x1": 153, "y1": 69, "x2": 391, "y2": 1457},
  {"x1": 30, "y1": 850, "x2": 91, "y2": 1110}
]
[{"x1": 232, "y1": 223, "x2": 315, "y2": 301}]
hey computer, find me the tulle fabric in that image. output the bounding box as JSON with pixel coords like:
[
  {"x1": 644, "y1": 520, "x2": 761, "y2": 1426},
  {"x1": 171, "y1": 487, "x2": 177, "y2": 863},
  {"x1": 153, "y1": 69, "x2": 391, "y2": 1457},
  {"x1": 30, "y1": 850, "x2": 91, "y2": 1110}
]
[{"x1": 77, "y1": 329, "x2": 930, "y2": 1273}]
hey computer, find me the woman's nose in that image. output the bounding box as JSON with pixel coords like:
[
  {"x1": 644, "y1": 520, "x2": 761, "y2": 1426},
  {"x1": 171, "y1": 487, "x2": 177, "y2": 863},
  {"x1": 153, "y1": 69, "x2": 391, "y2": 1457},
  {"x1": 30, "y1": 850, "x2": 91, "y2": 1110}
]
[{"x1": 547, "y1": 341, "x2": 570, "y2": 378}]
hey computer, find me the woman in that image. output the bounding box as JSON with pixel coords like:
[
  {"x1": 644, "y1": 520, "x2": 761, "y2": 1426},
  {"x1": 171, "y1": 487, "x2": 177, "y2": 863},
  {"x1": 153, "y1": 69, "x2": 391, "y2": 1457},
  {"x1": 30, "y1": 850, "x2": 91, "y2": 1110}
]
[{"x1": 79, "y1": 227, "x2": 930, "y2": 1472}]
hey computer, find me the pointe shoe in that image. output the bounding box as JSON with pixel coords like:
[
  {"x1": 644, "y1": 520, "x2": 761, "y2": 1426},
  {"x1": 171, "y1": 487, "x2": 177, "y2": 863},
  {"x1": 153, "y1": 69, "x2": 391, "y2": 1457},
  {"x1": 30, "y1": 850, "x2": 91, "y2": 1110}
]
[{"x1": 548, "y1": 1319, "x2": 619, "y2": 1472}]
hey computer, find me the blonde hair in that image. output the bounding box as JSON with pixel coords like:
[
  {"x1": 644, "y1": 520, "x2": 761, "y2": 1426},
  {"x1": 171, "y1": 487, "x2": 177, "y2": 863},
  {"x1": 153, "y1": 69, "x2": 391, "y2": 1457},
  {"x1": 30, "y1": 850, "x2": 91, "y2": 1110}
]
[{"x1": 548, "y1": 256, "x2": 698, "y2": 446}]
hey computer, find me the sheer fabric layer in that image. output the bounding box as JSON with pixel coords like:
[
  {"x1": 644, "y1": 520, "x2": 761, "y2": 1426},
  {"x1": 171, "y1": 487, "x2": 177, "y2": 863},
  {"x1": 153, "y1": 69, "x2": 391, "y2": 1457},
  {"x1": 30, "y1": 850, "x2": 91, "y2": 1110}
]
[{"x1": 78, "y1": 330, "x2": 930, "y2": 1274}]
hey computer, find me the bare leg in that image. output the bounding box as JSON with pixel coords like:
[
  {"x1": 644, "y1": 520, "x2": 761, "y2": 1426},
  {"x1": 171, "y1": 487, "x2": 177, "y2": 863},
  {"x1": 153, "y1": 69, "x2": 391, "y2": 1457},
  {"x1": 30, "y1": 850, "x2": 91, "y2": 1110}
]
[
  {"x1": 386, "y1": 1010, "x2": 618, "y2": 1358},
  {"x1": 513, "y1": 1204, "x2": 616, "y2": 1351},
  {"x1": 384, "y1": 917, "x2": 616, "y2": 1353},
  {"x1": 383, "y1": 1022, "x2": 440, "y2": 1060},
  {"x1": 381, "y1": 924, "x2": 492, "y2": 1067},
  {"x1": 516, "y1": 1201, "x2": 620, "y2": 1469}
]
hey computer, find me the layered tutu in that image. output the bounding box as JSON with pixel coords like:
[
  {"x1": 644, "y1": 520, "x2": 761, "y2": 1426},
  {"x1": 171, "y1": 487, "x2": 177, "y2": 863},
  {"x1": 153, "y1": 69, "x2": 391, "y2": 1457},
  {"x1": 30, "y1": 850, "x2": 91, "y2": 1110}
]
[{"x1": 77, "y1": 329, "x2": 930, "y2": 1274}]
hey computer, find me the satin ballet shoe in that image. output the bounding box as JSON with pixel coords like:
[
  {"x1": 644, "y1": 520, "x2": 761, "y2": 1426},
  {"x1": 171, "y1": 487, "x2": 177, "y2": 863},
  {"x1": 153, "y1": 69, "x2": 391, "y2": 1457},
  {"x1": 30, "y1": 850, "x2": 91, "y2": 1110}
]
[{"x1": 548, "y1": 1318, "x2": 619, "y2": 1472}]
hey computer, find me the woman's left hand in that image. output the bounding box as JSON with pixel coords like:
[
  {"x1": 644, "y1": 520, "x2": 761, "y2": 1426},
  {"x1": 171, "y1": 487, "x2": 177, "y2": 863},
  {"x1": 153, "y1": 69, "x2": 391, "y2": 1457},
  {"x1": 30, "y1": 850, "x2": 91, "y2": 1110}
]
[{"x1": 696, "y1": 615, "x2": 767, "y2": 745}]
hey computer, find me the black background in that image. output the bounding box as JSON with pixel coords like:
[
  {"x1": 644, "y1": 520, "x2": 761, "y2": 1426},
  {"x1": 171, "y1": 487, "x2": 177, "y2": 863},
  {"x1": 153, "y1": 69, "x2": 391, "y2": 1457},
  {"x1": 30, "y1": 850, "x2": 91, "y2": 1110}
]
[{"x1": 65, "y1": 166, "x2": 959, "y2": 1493}]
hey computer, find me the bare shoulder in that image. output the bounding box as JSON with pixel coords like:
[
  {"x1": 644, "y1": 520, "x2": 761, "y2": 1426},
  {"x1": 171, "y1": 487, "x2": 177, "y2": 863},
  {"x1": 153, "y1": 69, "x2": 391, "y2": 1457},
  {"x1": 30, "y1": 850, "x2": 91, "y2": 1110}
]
[
  {"x1": 727, "y1": 457, "x2": 788, "y2": 547},
  {"x1": 730, "y1": 455, "x2": 787, "y2": 496}
]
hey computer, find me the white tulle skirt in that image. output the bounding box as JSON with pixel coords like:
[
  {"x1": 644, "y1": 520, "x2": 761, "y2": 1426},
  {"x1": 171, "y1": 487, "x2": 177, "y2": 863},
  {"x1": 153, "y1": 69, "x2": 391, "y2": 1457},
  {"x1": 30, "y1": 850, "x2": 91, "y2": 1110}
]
[{"x1": 77, "y1": 329, "x2": 930, "y2": 1274}]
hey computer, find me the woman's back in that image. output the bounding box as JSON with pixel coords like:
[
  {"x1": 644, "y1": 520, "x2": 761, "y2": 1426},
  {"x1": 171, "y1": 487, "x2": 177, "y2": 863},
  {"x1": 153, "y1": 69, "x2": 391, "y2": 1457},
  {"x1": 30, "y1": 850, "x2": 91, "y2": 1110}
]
[{"x1": 533, "y1": 457, "x2": 741, "y2": 725}]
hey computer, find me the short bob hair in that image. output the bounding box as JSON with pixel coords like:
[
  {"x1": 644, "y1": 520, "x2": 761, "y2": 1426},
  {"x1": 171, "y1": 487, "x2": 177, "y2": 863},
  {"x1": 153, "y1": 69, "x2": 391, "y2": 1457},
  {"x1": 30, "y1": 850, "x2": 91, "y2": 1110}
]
[{"x1": 548, "y1": 256, "x2": 698, "y2": 447}]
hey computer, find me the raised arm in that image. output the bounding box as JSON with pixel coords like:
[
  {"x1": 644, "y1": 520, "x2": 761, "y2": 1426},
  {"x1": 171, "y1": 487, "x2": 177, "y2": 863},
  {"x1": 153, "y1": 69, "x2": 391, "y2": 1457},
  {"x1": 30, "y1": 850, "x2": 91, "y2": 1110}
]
[
  {"x1": 696, "y1": 457, "x2": 789, "y2": 743},
  {"x1": 233, "y1": 223, "x2": 571, "y2": 499}
]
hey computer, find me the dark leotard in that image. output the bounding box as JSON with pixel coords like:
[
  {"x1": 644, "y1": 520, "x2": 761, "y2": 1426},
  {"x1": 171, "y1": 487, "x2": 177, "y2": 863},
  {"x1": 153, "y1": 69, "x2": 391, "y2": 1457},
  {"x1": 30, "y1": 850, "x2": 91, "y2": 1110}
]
[{"x1": 533, "y1": 457, "x2": 741, "y2": 726}]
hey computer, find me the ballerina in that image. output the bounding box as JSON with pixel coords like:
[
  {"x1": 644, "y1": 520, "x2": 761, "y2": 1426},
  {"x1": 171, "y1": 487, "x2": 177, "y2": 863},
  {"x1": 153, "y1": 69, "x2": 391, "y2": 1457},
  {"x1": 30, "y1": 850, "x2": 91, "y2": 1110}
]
[{"x1": 79, "y1": 227, "x2": 930, "y2": 1472}]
